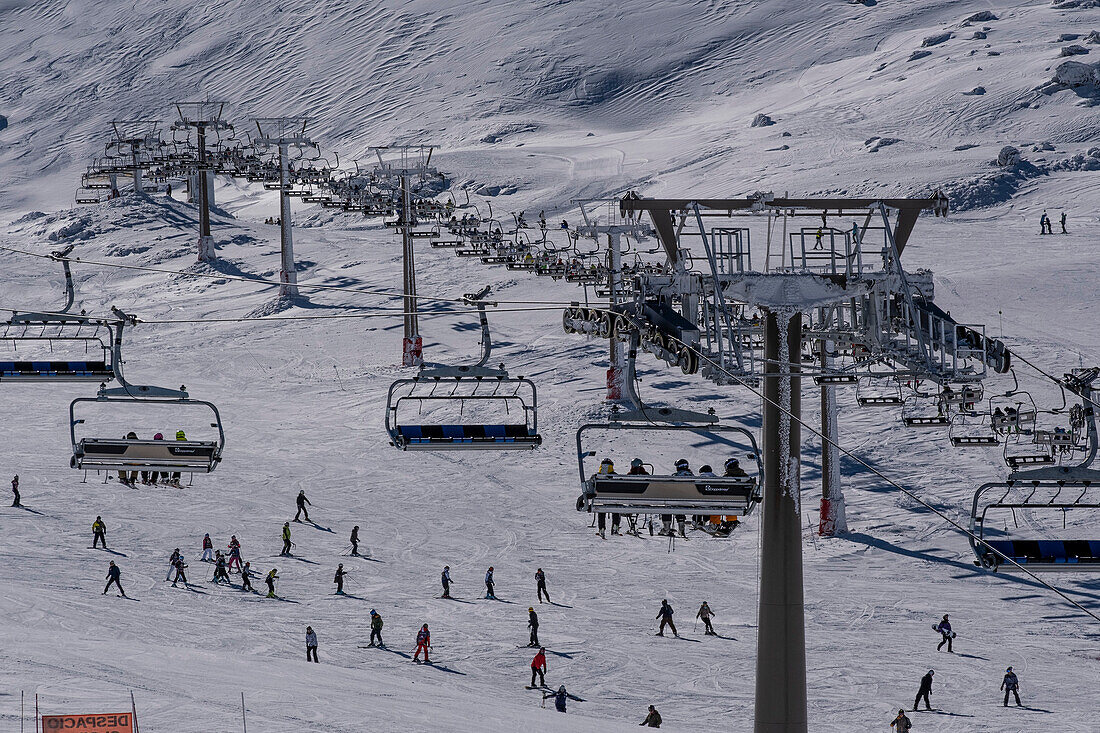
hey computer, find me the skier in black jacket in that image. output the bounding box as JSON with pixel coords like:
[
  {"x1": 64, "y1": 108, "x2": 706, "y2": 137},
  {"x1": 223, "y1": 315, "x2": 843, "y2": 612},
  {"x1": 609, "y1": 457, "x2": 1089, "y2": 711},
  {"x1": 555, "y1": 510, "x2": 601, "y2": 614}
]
[
  {"x1": 656, "y1": 600, "x2": 677, "y2": 637},
  {"x1": 103, "y1": 561, "x2": 125, "y2": 596},
  {"x1": 334, "y1": 563, "x2": 348, "y2": 594},
  {"x1": 914, "y1": 670, "x2": 934, "y2": 711},
  {"x1": 294, "y1": 490, "x2": 311, "y2": 522}
]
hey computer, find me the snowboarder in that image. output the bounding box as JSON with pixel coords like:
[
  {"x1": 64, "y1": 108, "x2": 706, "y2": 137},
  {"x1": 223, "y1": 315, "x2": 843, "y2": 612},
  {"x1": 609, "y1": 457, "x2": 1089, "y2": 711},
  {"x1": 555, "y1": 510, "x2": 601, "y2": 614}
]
[
  {"x1": 530, "y1": 647, "x2": 547, "y2": 688},
  {"x1": 334, "y1": 563, "x2": 348, "y2": 594},
  {"x1": 294, "y1": 490, "x2": 311, "y2": 522},
  {"x1": 305, "y1": 626, "x2": 319, "y2": 663},
  {"x1": 201, "y1": 533, "x2": 213, "y2": 562},
  {"x1": 414, "y1": 624, "x2": 431, "y2": 663},
  {"x1": 92, "y1": 516, "x2": 107, "y2": 548},
  {"x1": 535, "y1": 568, "x2": 550, "y2": 603},
  {"x1": 265, "y1": 568, "x2": 279, "y2": 598},
  {"x1": 166, "y1": 548, "x2": 181, "y2": 580},
  {"x1": 697, "y1": 601, "x2": 716, "y2": 635},
  {"x1": 656, "y1": 599, "x2": 677, "y2": 637},
  {"x1": 485, "y1": 566, "x2": 496, "y2": 599},
  {"x1": 640, "y1": 704, "x2": 662, "y2": 727},
  {"x1": 227, "y1": 536, "x2": 242, "y2": 572},
  {"x1": 1001, "y1": 667, "x2": 1021, "y2": 707},
  {"x1": 240, "y1": 562, "x2": 254, "y2": 592},
  {"x1": 528, "y1": 607, "x2": 540, "y2": 647},
  {"x1": 913, "y1": 670, "x2": 934, "y2": 711},
  {"x1": 280, "y1": 522, "x2": 292, "y2": 556},
  {"x1": 441, "y1": 565, "x2": 453, "y2": 598},
  {"x1": 890, "y1": 709, "x2": 912, "y2": 732},
  {"x1": 171, "y1": 556, "x2": 188, "y2": 587},
  {"x1": 350, "y1": 525, "x2": 360, "y2": 556},
  {"x1": 935, "y1": 614, "x2": 953, "y2": 652},
  {"x1": 10, "y1": 475, "x2": 19, "y2": 507},
  {"x1": 1060, "y1": 211, "x2": 1068, "y2": 234},
  {"x1": 103, "y1": 561, "x2": 125, "y2": 596},
  {"x1": 369, "y1": 609, "x2": 384, "y2": 647},
  {"x1": 212, "y1": 551, "x2": 230, "y2": 583}
]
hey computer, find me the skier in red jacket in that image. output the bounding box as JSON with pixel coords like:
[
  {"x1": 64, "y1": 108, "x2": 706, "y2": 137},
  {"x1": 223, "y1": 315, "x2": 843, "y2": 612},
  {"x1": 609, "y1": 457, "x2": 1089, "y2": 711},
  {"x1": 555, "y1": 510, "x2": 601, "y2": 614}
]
[
  {"x1": 530, "y1": 647, "x2": 547, "y2": 688},
  {"x1": 414, "y1": 624, "x2": 431, "y2": 663}
]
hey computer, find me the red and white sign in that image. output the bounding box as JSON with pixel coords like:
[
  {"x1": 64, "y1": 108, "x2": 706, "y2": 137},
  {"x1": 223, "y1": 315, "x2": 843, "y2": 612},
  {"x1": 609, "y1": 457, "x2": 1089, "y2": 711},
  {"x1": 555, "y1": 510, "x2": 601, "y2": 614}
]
[{"x1": 41, "y1": 713, "x2": 133, "y2": 733}]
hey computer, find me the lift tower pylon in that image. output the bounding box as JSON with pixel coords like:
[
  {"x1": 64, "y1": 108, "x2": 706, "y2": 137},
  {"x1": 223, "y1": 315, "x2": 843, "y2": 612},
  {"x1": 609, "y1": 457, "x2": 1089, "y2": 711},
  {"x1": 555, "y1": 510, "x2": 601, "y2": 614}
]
[
  {"x1": 254, "y1": 117, "x2": 316, "y2": 298},
  {"x1": 173, "y1": 101, "x2": 231, "y2": 262}
]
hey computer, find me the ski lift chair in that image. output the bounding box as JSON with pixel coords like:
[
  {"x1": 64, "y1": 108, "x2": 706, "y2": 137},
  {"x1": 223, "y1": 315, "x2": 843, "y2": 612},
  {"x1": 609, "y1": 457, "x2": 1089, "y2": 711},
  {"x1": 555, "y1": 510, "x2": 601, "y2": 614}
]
[
  {"x1": 856, "y1": 375, "x2": 903, "y2": 406},
  {"x1": 575, "y1": 421, "x2": 763, "y2": 516},
  {"x1": 970, "y1": 469, "x2": 1100, "y2": 571}
]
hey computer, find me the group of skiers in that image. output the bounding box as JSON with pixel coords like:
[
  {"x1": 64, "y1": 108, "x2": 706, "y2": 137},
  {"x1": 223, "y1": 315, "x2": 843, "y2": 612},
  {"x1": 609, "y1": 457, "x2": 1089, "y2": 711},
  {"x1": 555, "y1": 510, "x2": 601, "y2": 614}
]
[
  {"x1": 892, "y1": 614, "x2": 1025, "y2": 724},
  {"x1": 1038, "y1": 210, "x2": 1068, "y2": 235},
  {"x1": 585, "y1": 457, "x2": 746, "y2": 540}
]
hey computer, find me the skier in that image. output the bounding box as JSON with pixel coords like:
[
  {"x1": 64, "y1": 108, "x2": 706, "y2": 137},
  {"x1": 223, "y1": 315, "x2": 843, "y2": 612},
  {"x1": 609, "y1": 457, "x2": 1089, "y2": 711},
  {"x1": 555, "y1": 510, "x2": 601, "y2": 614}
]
[
  {"x1": 102, "y1": 561, "x2": 125, "y2": 596},
  {"x1": 166, "y1": 548, "x2": 181, "y2": 580},
  {"x1": 530, "y1": 647, "x2": 547, "y2": 688},
  {"x1": 305, "y1": 626, "x2": 319, "y2": 663},
  {"x1": 594, "y1": 458, "x2": 621, "y2": 538},
  {"x1": 369, "y1": 609, "x2": 384, "y2": 647},
  {"x1": 640, "y1": 704, "x2": 662, "y2": 727},
  {"x1": 171, "y1": 555, "x2": 188, "y2": 587},
  {"x1": 1001, "y1": 667, "x2": 1021, "y2": 707},
  {"x1": 265, "y1": 568, "x2": 279, "y2": 598},
  {"x1": 1060, "y1": 211, "x2": 1068, "y2": 234},
  {"x1": 441, "y1": 565, "x2": 453, "y2": 598},
  {"x1": 697, "y1": 601, "x2": 716, "y2": 635},
  {"x1": 10, "y1": 474, "x2": 19, "y2": 507},
  {"x1": 913, "y1": 670, "x2": 934, "y2": 711},
  {"x1": 281, "y1": 522, "x2": 292, "y2": 556},
  {"x1": 414, "y1": 624, "x2": 431, "y2": 663},
  {"x1": 169, "y1": 429, "x2": 186, "y2": 485},
  {"x1": 1039, "y1": 211, "x2": 1049, "y2": 235},
  {"x1": 165, "y1": 183, "x2": 172, "y2": 198},
  {"x1": 528, "y1": 607, "x2": 540, "y2": 647},
  {"x1": 152, "y1": 433, "x2": 167, "y2": 484},
  {"x1": 350, "y1": 525, "x2": 360, "y2": 556},
  {"x1": 890, "y1": 709, "x2": 912, "y2": 732},
  {"x1": 201, "y1": 533, "x2": 213, "y2": 562},
  {"x1": 543, "y1": 685, "x2": 578, "y2": 713},
  {"x1": 240, "y1": 562, "x2": 254, "y2": 592},
  {"x1": 656, "y1": 599, "x2": 677, "y2": 637},
  {"x1": 227, "y1": 536, "x2": 241, "y2": 572},
  {"x1": 212, "y1": 551, "x2": 230, "y2": 583},
  {"x1": 535, "y1": 568, "x2": 550, "y2": 603},
  {"x1": 334, "y1": 563, "x2": 348, "y2": 594},
  {"x1": 92, "y1": 516, "x2": 107, "y2": 548},
  {"x1": 485, "y1": 566, "x2": 496, "y2": 599},
  {"x1": 294, "y1": 490, "x2": 311, "y2": 522},
  {"x1": 935, "y1": 614, "x2": 953, "y2": 652},
  {"x1": 725, "y1": 457, "x2": 748, "y2": 478}
]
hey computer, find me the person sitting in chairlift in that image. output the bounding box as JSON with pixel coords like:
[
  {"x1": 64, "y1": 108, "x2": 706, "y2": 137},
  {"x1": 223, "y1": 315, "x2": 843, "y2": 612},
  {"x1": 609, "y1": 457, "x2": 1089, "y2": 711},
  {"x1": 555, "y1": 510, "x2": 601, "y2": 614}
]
[{"x1": 595, "y1": 458, "x2": 620, "y2": 538}]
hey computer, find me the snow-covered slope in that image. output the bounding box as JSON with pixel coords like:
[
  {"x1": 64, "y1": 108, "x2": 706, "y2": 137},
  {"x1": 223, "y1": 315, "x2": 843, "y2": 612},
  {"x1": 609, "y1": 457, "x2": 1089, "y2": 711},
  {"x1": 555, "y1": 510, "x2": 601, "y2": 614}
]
[
  {"x1": 3, "y1": 2, "x2": 1100, "y2": 732},
  {"x1": 4, "y1": 0, "x2": 1100, "y2": 212}
]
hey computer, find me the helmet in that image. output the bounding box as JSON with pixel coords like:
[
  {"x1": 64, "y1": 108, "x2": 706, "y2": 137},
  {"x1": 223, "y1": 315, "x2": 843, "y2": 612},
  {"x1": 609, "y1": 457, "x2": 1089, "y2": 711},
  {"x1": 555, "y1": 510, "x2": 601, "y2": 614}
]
[
  {"x1": 675, "y1": 458, "x2": 689, "y2": 469},
  {"x1": 559, "y1": 685, "x2": 566, "y2": 693},
  {"x1": 370, "y1": 609, "x2": 377, "y2": 615},
  {"x1": 725, "y1": 457, "x2": 740, "y2": 468},
  {"x1": 489, "y1": 566, "x2": 494, "y2": 571},
  {"x1": 630, "y1": 458, "x2": 643, "y2": 467},
  {"x1": 529, "y1": 607, "x2": 534, "y2": 612},
  {"x1": 700, "y1": 464, "x2": 713, "y2": 473}
]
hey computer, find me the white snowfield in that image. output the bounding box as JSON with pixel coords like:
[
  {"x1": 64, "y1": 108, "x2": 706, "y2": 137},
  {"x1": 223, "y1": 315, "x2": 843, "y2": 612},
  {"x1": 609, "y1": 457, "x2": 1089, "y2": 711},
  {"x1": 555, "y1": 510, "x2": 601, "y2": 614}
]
[{"x1": 2, "y1": 1, "x2": 1100, "y2": 732}]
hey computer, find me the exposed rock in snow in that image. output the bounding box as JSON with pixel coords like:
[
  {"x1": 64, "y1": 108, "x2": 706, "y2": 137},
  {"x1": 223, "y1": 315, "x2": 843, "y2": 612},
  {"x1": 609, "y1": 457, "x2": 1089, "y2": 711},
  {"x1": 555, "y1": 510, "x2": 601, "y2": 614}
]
[
  {"x1": 1057, "y1": 33, "x2": 1081, "y2": 41},
  {"x1": 1086, "y1": 30, "x2": 1100, "y2": 43},
  {"x1": 964, "y1": 11, "x2": 998, "y2": 23},
  {"x1": 972, "y1": 31, "x2": 988, "y2": 39},
  {"x1": 997, "y1": 145, "x2": 1021, "y2": 167},
  {"x1": 1052, "y1": 59, "x2": 1098, "y2": 86},
  {"x1": 1032, "y1": 141, "x2": 1055, "y2": 151},
  {"x1": 922, "y1": 32, "x2": 952, "y2": 47},
  {"x1": 1052, "y1": 0, "x2": 1100, "y2": 7},
  {"x1": 0, "y1": 114, "x2": 7, "y2": 131},
  {"x1": 1061, "y1": 44, "x2": 1090, "y2": 56},
  {"x1": 954, "y1": 143, "x2": 979, "y2": 151},
  {"x1": 963, "y1": 86, "x2": 987, "y2": 95},
  {"x1": 865, "y1": 136, "x2": 900, "y2": 152},
  {"x1": 908, "y1": 50, "x2": 932, "y2": 61},
  {"x1": 750, "y1": 113, "x2": 775, "y2": 127}
]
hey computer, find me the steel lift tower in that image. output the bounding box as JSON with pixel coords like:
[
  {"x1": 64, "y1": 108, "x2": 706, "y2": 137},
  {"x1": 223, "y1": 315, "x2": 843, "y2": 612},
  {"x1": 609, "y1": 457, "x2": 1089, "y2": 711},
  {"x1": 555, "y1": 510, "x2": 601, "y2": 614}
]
[
  {"x1": 173, "y1": 101, "x2": 231, "y2": 262},
  {"x1": 253, "y1": 117, "x2": 316, "y2": 299},
  {"x1": 369, "y1": 145, "x2": 438, "y2": 367},
  {"x1": 108, "y1": 120, "x2": 159, "y2": 195}
]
